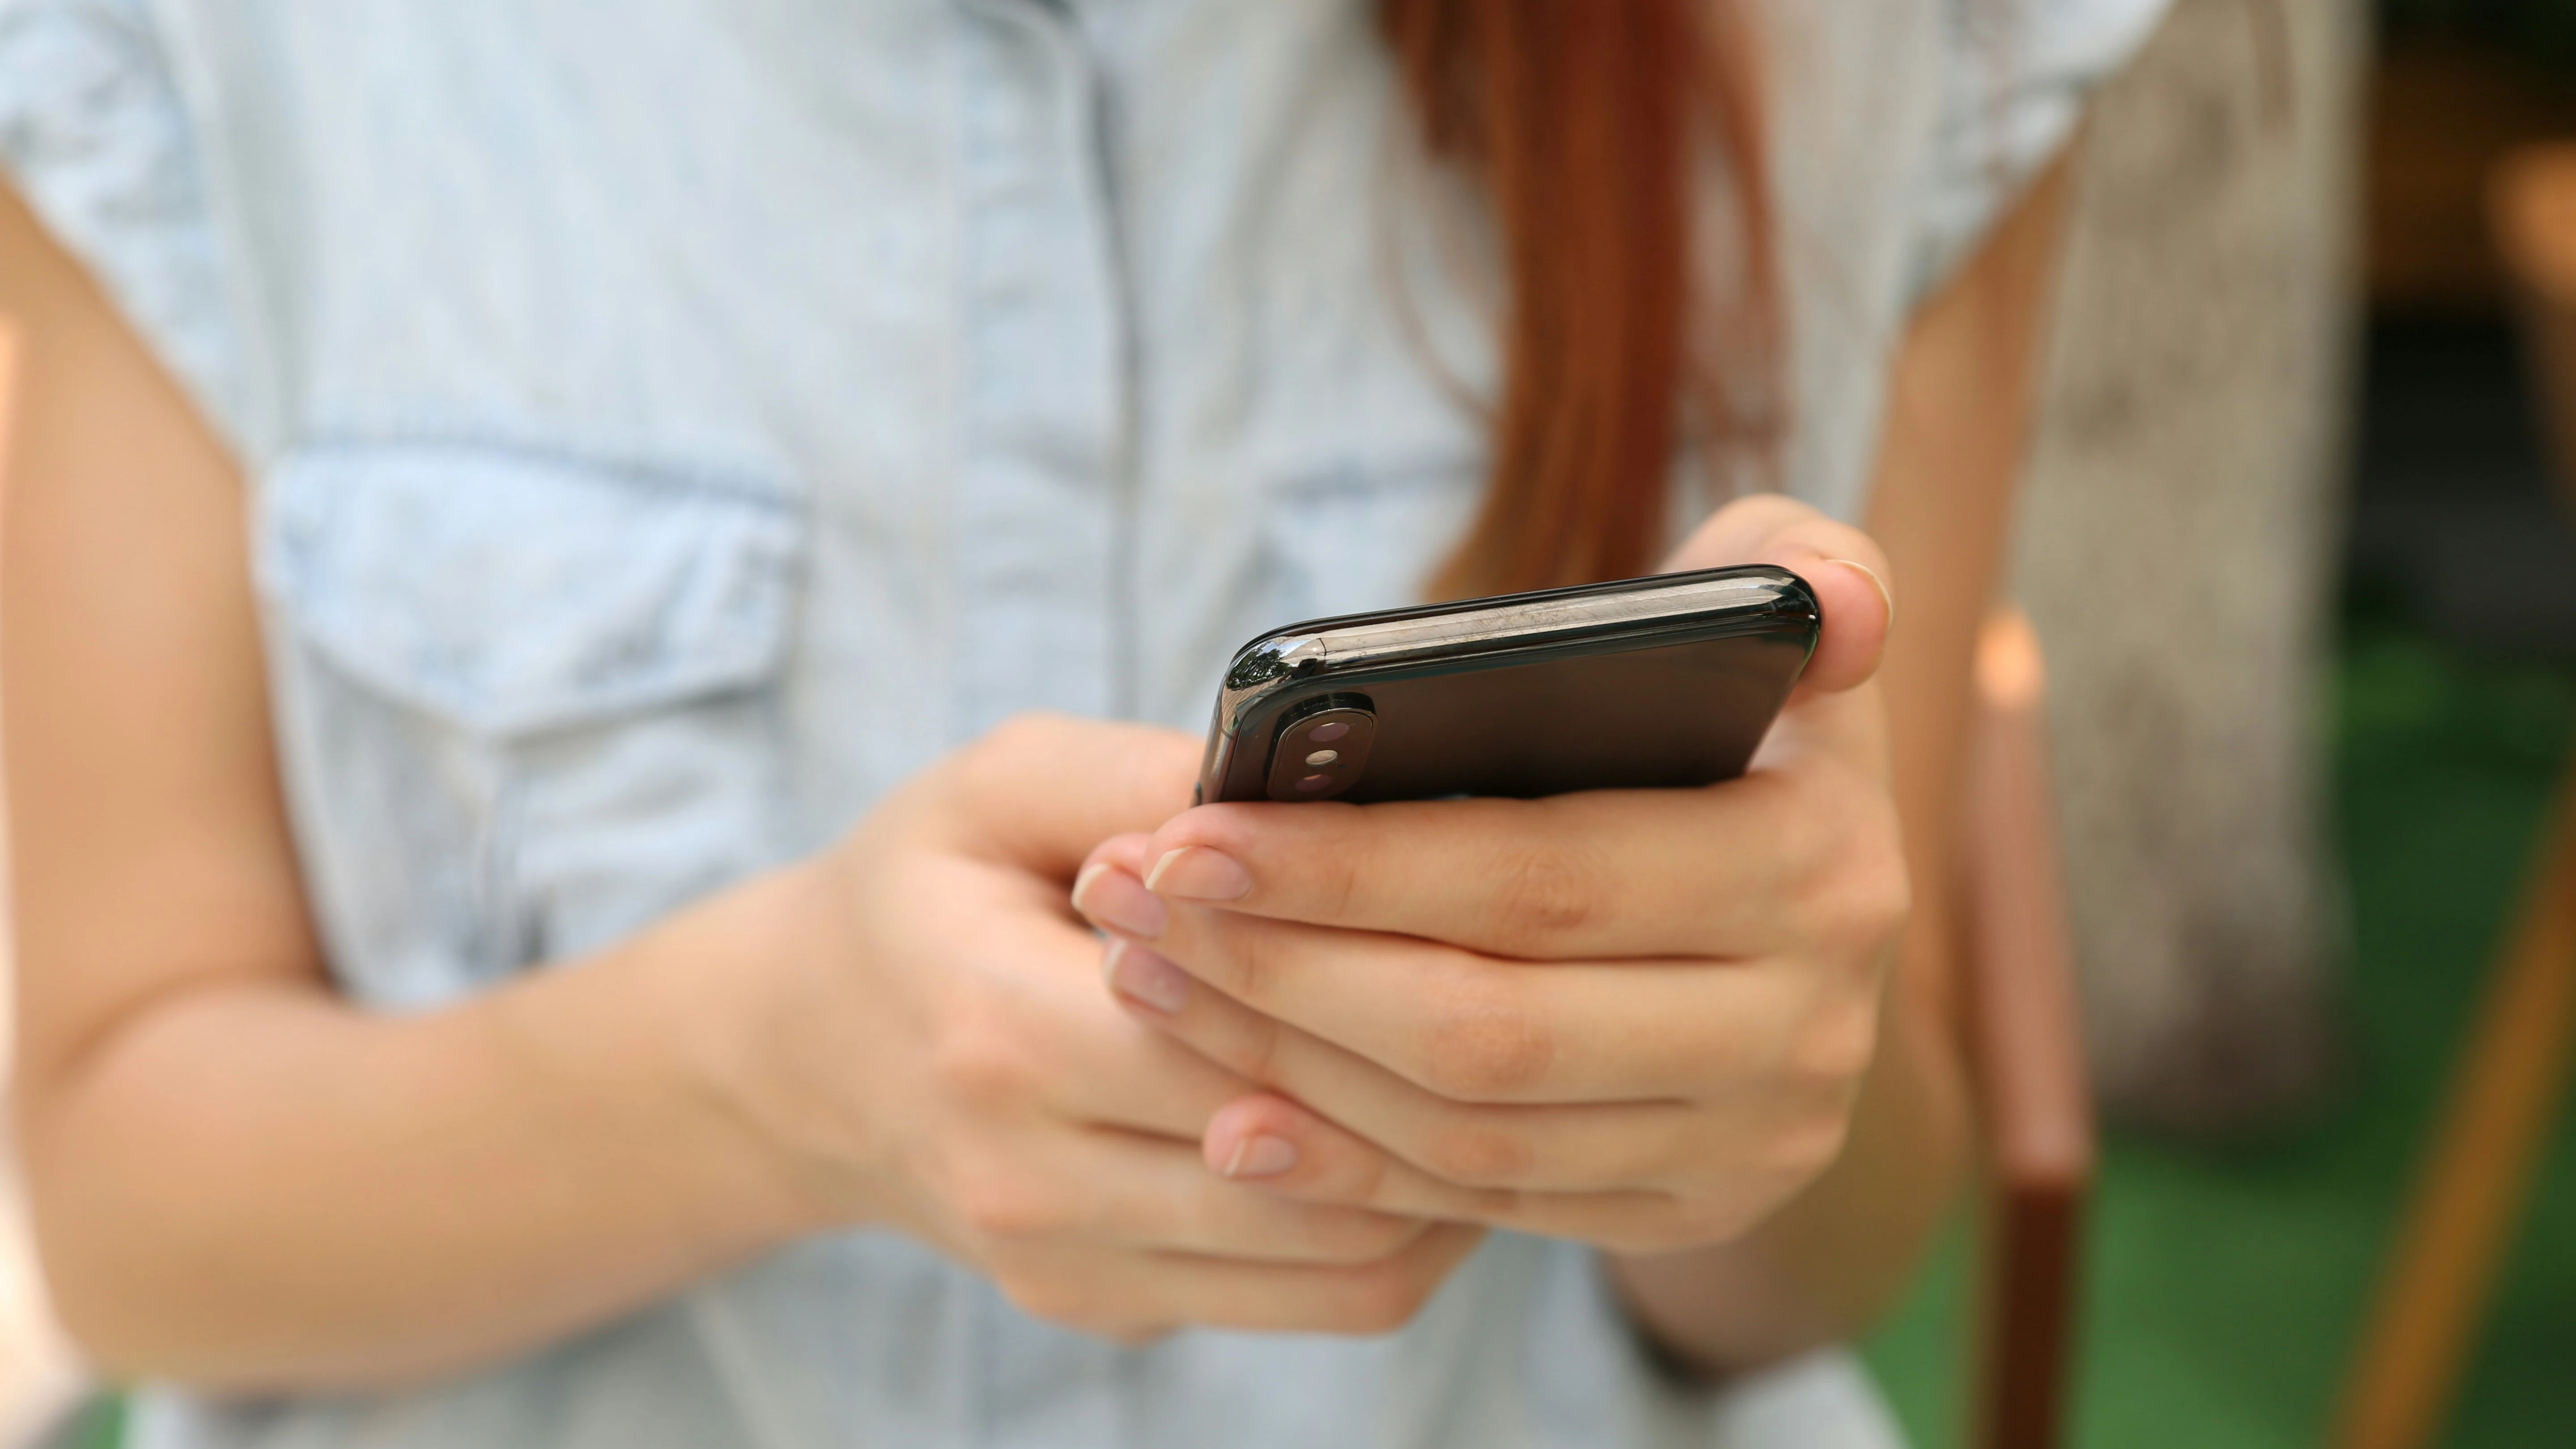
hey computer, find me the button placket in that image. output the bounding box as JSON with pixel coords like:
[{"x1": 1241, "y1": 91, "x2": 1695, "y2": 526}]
[{"x1": 950, "y1": 0, "x2": 1136, "y2": 738}]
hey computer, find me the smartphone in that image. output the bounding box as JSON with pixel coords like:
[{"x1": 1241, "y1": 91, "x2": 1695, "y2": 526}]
[{"x1": 1195, "y1": 565, "x2": 1820, "y2": 805}]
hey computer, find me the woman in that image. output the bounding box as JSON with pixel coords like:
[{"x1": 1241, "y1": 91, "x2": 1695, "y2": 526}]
[{"x1": 0, "y1": 1, "x2": 2161, "y2": 1445}]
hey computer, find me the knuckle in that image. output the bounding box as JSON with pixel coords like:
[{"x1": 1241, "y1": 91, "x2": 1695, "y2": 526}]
[
  {"x1": 980, "y1": 711, "x2": 1060, "y2": 760},
  {"x1": 1790, "y1": 996, "x2": 1882, "y2": 1089},
  {"x1": 1769, "y1": 771, "x2": 1843, "y2": 876},
  {"x1": 1765, "y1": 1109, "x2": 1856, "y2": 1186},
  {"x1": 952, "y1": 712, "x2": 1080, "y2": 809},
  {"x1": 1490, "y1": 839, "x2": 1601, "y2": 947},
  {"x1": 1233, "y1": 1008, "x2": 1291, "y2": 1090},
  {"x1": 1418, "y1": 975, "x2": 1554, "y2": 1102},
  {"x1": 955, "y1": 716, "x2": 1033, "y2": 789},
  {"x1": 926, "y1": 1018, "x2": 1042, "y2": 1112},
  {"x1": 1845, "y1": 810, "x2": 1913, "y2": 945},
  {"x1": 1335, "y1": 1135, "x2": 1398, "y2": 1210},
  {"x1": 1312, "y1": 840, "x2": 1368, "y2": 922},
  {"x1": 1799, "y1": 788, "x2": 1911, "y2": 956},
  {"x1": 1415, "y1": 1113, "x2": 1536, "y2": 1188},
  {"x1": 1225, "y1": 919, "x2": 1288, "y2": 1010}
]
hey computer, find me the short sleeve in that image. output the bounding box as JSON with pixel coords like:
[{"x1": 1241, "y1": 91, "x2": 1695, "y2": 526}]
[
  {"x1": 0, "y1": 0, "x2": 245, "y2": 440},
  {"x1": 1906, "y1": 0, "x2": 2169, "y2": 300}
]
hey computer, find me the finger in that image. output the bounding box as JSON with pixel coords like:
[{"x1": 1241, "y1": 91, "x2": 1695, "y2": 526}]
[
  {"x1": 1015, "y1": 1217, "x2": 1483, "y2": 1330},
  {"x1": 1203, "y1": 1093, "x2": 1515, "y2": 1217},
  {"x1": 1041, "y1": 1127, "x2": 1430, "y2": 1267},
  {"x1": 1195, "y1": 1093, "x2": 1743, "y2": 1253},
  {"x1": 1197, "y1": 1093, "x2": 1516, "y2": 1218},
  {"x1": 1683, "y1": 501, "x2": 1900, "y2": 776},
  {"x1": 1070, "y1": 830, "x2": 1157, "y2": 933},
  {"x1": 1054, "y1": 1005, "x2": 1271, "y2": 1144},
  {"x1": 931, "y1": 712, "x2": 1202, "y2": 878},
  {"x1": 1110, "y1": 949, "x2": 1772, "y2": 1188},
  {"x1": 1098, "y1": 907, "x2": 1845, "y2": 1105},
  {"x1": 1111, "y1": 763, "x2": 1889, "y2": 959},
  {"x1": 957, "y1": 887, "x2": 1266, "y2": 1142},
  {"x1": 1660, "y1": 493, "x2": 1894, "y2": 697}
]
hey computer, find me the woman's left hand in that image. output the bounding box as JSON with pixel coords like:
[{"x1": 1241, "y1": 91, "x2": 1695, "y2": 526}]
[{"x1": 1071, "y1": 496, "x2": 1908, "y2": 1255}]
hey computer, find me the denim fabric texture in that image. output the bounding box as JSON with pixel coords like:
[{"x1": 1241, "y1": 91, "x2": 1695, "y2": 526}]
[{"x1": 0, "y1": 0, "x2": 2165, "y2": 1445}]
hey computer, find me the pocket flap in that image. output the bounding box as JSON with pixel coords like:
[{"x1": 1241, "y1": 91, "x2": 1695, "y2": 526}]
[{"x1": 258, "y1": 440, "x2": 804, "y2": 738}]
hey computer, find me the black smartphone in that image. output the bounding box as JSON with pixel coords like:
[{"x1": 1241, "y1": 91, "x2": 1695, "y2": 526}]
[{"x1": 1195, "y1": 565, "x2": 1821, "y2": 805}]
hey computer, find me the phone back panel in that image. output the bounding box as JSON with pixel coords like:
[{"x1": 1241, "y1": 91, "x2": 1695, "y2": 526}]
[{"x1": 1199, "y1": 567, "x2": 1818, "y2": 805}]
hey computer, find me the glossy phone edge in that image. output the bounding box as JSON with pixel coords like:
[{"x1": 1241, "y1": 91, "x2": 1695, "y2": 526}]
[{"x1": 1195, "y1": 564, "x2": 1821, "y2": 802}]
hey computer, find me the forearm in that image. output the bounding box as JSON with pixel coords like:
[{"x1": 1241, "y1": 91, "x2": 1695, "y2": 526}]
[
  {"x1": 21, "y1": 866, "x2": 823, "y2": 1393},
  {"x1": 1602, "y1": 965, "x2": 1969, "y2": 1375}
]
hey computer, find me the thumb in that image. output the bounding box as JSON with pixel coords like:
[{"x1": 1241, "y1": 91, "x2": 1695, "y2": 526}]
[
  {"x1": 936, "y1": 712, "x2": 1204, "y2": 878},
  {"x1": 1659, "y1": 493, "x2": 1894, "y2": 698}
]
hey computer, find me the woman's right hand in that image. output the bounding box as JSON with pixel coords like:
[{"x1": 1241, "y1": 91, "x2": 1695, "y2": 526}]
[{"x1": 688, "y1": 713, "x2": 1483, "y2": 1342}]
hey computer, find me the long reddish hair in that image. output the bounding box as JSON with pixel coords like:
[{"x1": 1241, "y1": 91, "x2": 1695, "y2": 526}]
[{"x1": 1380, "y1": 0, "x2": 1779, "y2": 598}]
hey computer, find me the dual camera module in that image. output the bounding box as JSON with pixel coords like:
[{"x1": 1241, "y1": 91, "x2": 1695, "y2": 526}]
[{"x1": 1263, "y1": 696, "x2": 1377, "y2": 802}]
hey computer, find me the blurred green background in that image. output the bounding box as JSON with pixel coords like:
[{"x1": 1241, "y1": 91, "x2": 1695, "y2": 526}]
[{"x1": 1862, "y1": 317, "x2": 2576, "y2": 1446}]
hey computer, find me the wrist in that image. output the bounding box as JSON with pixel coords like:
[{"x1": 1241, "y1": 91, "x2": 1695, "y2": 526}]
[{"x1": 636, "y1": 858, "x2": 893, "y2": 1241}]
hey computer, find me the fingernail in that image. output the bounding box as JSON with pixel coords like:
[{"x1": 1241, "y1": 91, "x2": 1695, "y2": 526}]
[
  {"x1": 1074, "y1": 864, "x2": 1167, "y2": 940},
  {"x1": 1105, "y1": 939, "x2": 1190, "y2": 1015},
  {"x1": 1070, "y1": 862, "x2": 1111, "y2": 912},
  {"x1": 1146, "y1": 846, "x2": 1252, "y2": 902},
  {"x1": 1221, "y1": 1133, "x2": 1300, "y2": 1179},
  {"x1": 1823, "y1": 558, "x2": 1895, "y2": 635}
]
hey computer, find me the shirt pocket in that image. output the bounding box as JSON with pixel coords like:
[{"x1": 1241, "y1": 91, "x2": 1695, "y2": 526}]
[{"x1": 256, "y1": 438, "x2": 805, "y2": 1007}]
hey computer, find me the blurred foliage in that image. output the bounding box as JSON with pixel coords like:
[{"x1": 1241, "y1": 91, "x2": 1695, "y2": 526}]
[
  {"x1": 2340, "y1": 606, "x2": 2576, "y2": 772},
  {"x1": 69, "y1": 1396, "x2": 123, "y2": 1449}
]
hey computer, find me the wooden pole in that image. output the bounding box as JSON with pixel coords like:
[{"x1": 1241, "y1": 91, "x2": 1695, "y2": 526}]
[
  {"x1": 1965, "y1": 611, "x2": 2096, "y2": 1449},
  {"x1": 2329, "y1": 755, "x2": 2576, "y2": 1449}
]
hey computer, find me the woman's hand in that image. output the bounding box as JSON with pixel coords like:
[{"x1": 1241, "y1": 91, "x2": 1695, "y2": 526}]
[
  {"x1": 1, "y1": 179, "x2": 1475, "y2": 1385},
  {"x1": 1068, "y1": 497, "x2": 1907, "y2": 1256},
  {"x1": 693, "y1": 714, "x2": 1481, "y2": 1341}
]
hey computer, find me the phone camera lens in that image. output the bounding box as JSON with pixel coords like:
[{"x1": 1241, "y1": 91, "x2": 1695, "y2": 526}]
[{"x1": 1266, "y1": 700, "x2": 1372, "y2": 803}]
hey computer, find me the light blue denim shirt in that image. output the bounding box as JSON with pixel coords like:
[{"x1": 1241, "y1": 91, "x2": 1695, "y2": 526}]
[{"x1": 0, "y1": 1, "x2": 2162, "y2": 1445}]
